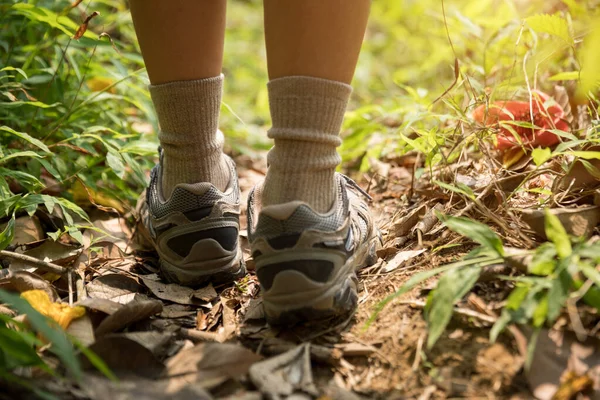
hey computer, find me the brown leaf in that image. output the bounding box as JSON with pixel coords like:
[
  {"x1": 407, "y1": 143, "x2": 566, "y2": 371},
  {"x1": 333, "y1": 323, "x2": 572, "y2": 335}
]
[
  {"x1": 83, "y1": 335, "x2": 165, "y2": 378},
  {"x1": 95, "y1": 299, "x2": 162, "y2": 336},
  {"x1": 121, "y1": 331, "x2": 175, "y2": 359},
  {"x1": 519, "y1": 206, "x2": 600, "y2": 239},
  {"x1": 9, "y1": 241, "x2": 81, "y2": 272},
  {"x1": 192, "y1": 283, "x2": 217, "y2": 302},
  {"x1": 82, "y1": 373, "x2": 213, "y2": 400},
  {"x1": 249, "y1": 343, "x2": 318, "y2": 398},
  {"x1": 382, "y1": 249, "x2": 426, "y2": 273},
  {"x1": 0, "y1": 216, "x2": 44, "y2": 247},
  {"x1": 527, "y1": 329, "x2": 600, "y2": 400},
  {"x1": 0, "y1": 270, "x2": 59, "y2": 301},
  {"x1": 161, "y1": 304, "x2": 195, "y2": 319},
  {"x1": 73, "y1": 11, "x2": 99, "y2": 40},
  {"x1": 141, "y1": 275, "x2": 211, "y2": 306},
  {"x1": 164, "y1": 343, "x2": 262, "y2": 391},
  {"x1": 87, "y1": 273, "x2": 143, "y2": 301},
  {"x1": 67, "y1": 314, "x2": 95, "y2": 347},
  {"x1": 393, "y1": 204, "x2": 427, "y2": 237},
  {"x1": 79, "y1": 297, "x2": 123, "y2": 315}
]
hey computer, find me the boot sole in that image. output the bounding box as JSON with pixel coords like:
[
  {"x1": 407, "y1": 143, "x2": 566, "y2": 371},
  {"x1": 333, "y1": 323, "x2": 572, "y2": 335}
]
[{"x1": 262, "y1": 236, "x2": 379, "y2": 326}]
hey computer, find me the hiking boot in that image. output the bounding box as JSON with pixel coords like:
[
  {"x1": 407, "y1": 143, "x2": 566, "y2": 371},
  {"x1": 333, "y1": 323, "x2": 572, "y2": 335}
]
[
  {"x1": 137, "y1": 153, "x2": 245, "y2": 287},
  {"x1": 247, "y1": 173, "x2": 381, "y2": 325}
]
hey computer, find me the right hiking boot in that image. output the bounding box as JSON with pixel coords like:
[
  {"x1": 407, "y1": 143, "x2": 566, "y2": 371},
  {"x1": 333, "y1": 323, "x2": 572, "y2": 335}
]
[
  {"x1": 247, "y1": 173, "x2": 381, "y2": 326},
  {"x1": 137, "y1": 153, "x2": 245, "y2": 287}
]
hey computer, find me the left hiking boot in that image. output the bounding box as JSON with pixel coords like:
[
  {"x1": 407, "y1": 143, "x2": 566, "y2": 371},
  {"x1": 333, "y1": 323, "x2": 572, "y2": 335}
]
[
  {"x1": 247, "y1": 173, "x2": 381, "y2": 326},
  {"x1": 136, "y1": 153, "x2": 245, "y2": 287}
]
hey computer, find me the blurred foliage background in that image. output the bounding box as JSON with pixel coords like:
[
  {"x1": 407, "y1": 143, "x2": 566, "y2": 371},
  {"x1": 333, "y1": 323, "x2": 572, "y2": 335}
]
[{"x1": 1, "y1": 0, "x2": 600, "y2": 240}]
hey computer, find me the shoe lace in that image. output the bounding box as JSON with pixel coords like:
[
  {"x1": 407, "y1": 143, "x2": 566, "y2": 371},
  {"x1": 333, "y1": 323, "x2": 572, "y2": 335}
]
[{"x1": 340, "y1": 174, "x2": 373, "y2": 202}]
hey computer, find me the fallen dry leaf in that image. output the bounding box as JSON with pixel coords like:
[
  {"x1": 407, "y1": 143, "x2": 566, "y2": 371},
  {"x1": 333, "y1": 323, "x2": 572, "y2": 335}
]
[
  {"x1": 519, "y1": 206, "x2": 600, "y2": 239},
  {"x1": 383, "y1": 249, "x2": 426, "y2": 273},
  {"x1": 82, "y1": 373, "x2": 213, "y2": 400},
  {"x1": 161, "y1": 304, "x2": 195, "y2": 319},
  {"x1": 79, "y1": 297, "x2": 123, "y2": 315},
  {"x1": 527, "y1": 329, "x2": 600, "y2": 400},
  {"x1": 87, "y1": 273, "x2": 143, "y2": 301},
  {"x1": 164, "y1": 342, "x2": 262, "y2": 391},
  {"x1": 8, "y1": 241, "x2": 81, "y2": 272},
  {"x1": 95, "y1": 298, "x2": 162, "y2": 336},
  {"x1": 0, "y1": 216, "x2": 44, "y2": 246},
  {"x1": 83, "y1": 335, "x2": 165, "y2": 378},
  {"x1": 249, "y1": 343, "x2": 318, "y2": 399},
  {"x1": 0, "y1": 270, "x2": 59, "y2": 301},
  {"x1": 121, "y1": 331, "x2": 176, "y2": 359},
  {"x1": 66, "y1": 314, "x2": 95, "y2": 347},
  {"x1": 141, "y1": 275, "x2": 211, "y2": 306},
  {"x1": 21, "y1": 290, "x2": 85, "y2": 329}
]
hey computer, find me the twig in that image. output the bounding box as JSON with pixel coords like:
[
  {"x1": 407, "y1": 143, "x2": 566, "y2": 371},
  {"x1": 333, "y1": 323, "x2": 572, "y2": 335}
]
[
  {"x1": 179, "y1": 327, "x2": 220, "y2": 342},
  {"x1": 0, "y1": 250, "x2": 68, "y2": 275},
  {"x1": 68, "y1": 271, "x2": 73, "y2": 307},
  {"x1": 412, "y1": 333, "x2": 425, "y2": 371}
]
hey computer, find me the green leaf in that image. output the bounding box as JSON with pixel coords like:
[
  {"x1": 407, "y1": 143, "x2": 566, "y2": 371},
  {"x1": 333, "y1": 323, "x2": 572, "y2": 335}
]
[
  {"x1": 433, "y1": 180, "x2": 475, "y2": 199},
  {"x1": 0, "y1": 126, "x2": 51, "y2": 154},
  {"x1": 580, "y1": 263, "x2": 600, "y2": 287},
  {"x1": 567, "y1": 151, "x2": 600, "y2": 160},
  {"x1": 506, "y1": 284, "x2": 530, "y2": 310},
  {"x1": 426, "y1": 265, "x2": 481, "y2": 348},
  {"x1": 531, "y1": 147, "x2": 552, "y2": 166},
  {"x1": 0, "y1": 216, "x2": 15, "y2": 251},
  {"x1": 106, "y1": 151, "x2": 125, "y2": 179},
  {"x1": 549, "y1": 71, "x2": 580, "y2": 81},
  {"x1": 0, "y1": 290, "x2": 82, "y2": 381},
  {"x1": 529, "y1": 243, "x2": 557, "y2": 275},
  {"x1": 532, "y1": 293, "x2": 548, "y2": 327},
  {"x1": 437, "y1": 213, "x2": 505, "y2": 256},
  {"x1": 490, "y1": 310, "x2": 512, "y2": 343},
  {"x1": 0, "y1": 66, "x2": 28, "y2": 80},
  {"x1": 547, "y1": 268, "x2": 571, "y2": 322},
  {"x1": 525, "y1": 14, "x2": 573, "y2": 45},
  {"x1": 544, "y1": 210, "x2": 572, "y2": 259},
  {"x1": 0, "y1": 323, "x2": 46, "y2": 370}
]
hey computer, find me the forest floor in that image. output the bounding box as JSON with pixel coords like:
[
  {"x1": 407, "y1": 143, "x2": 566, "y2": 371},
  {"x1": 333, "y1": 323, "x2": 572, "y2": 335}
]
[{"x1": 6, "y1": 143, "x2": 600, "y2": 400}]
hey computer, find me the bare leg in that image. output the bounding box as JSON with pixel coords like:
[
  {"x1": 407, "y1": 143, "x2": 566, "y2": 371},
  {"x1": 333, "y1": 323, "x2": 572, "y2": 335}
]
[
  {"x1": 130, "y1": 0, "x2": 226, "y2": 84},
  {"x1": 264, "y1": 0, "x2": 370, "y2": 83},
  {"x1": 262, "y1": 1, "x2": 370, "y2": 212},
  {"x1": 130, "y1": 1, "x2": 230, "y2": 195}
]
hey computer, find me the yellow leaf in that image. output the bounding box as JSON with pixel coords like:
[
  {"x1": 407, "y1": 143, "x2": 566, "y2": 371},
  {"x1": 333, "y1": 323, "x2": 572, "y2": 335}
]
[
  {"x1": 71, "y1": 180, "x2": 125, "y2": 214},
  {"x1": 86, "y1": 77, "x2": 116, "y2": 93},
  {"x1": 21, "y1": 290, "x2": 85, "y2": 330},
  {"x1": 502, "y1": 147, "x2": 526, "y2": 168}
]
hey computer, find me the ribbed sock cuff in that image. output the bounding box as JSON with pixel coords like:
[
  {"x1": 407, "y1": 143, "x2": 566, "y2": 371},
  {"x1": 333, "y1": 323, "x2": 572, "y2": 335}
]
[
  {"x1": 263, "y1": 76, "x2": 352, "y2": 212},
  {"x1": 149, "y1": 75, "x2": 229, "y2": 196}
]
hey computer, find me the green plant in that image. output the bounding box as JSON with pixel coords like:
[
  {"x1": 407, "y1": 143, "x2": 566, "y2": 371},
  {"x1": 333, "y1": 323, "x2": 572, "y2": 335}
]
[
  {"x1": 372, "y1": 211, "x2": 600, "y2": 359},
  {"x1": 0, "y1": 289, "x2": 114, "y2": 397}
]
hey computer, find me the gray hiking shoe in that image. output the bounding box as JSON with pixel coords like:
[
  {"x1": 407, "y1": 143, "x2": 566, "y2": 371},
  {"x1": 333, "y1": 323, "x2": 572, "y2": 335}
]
[
  {"x1": 137, "y1": 153, "x2": 245, "y2": 287},
  {"x1": 248, "y1": 174, "x2": 381, "y2": 325}
]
